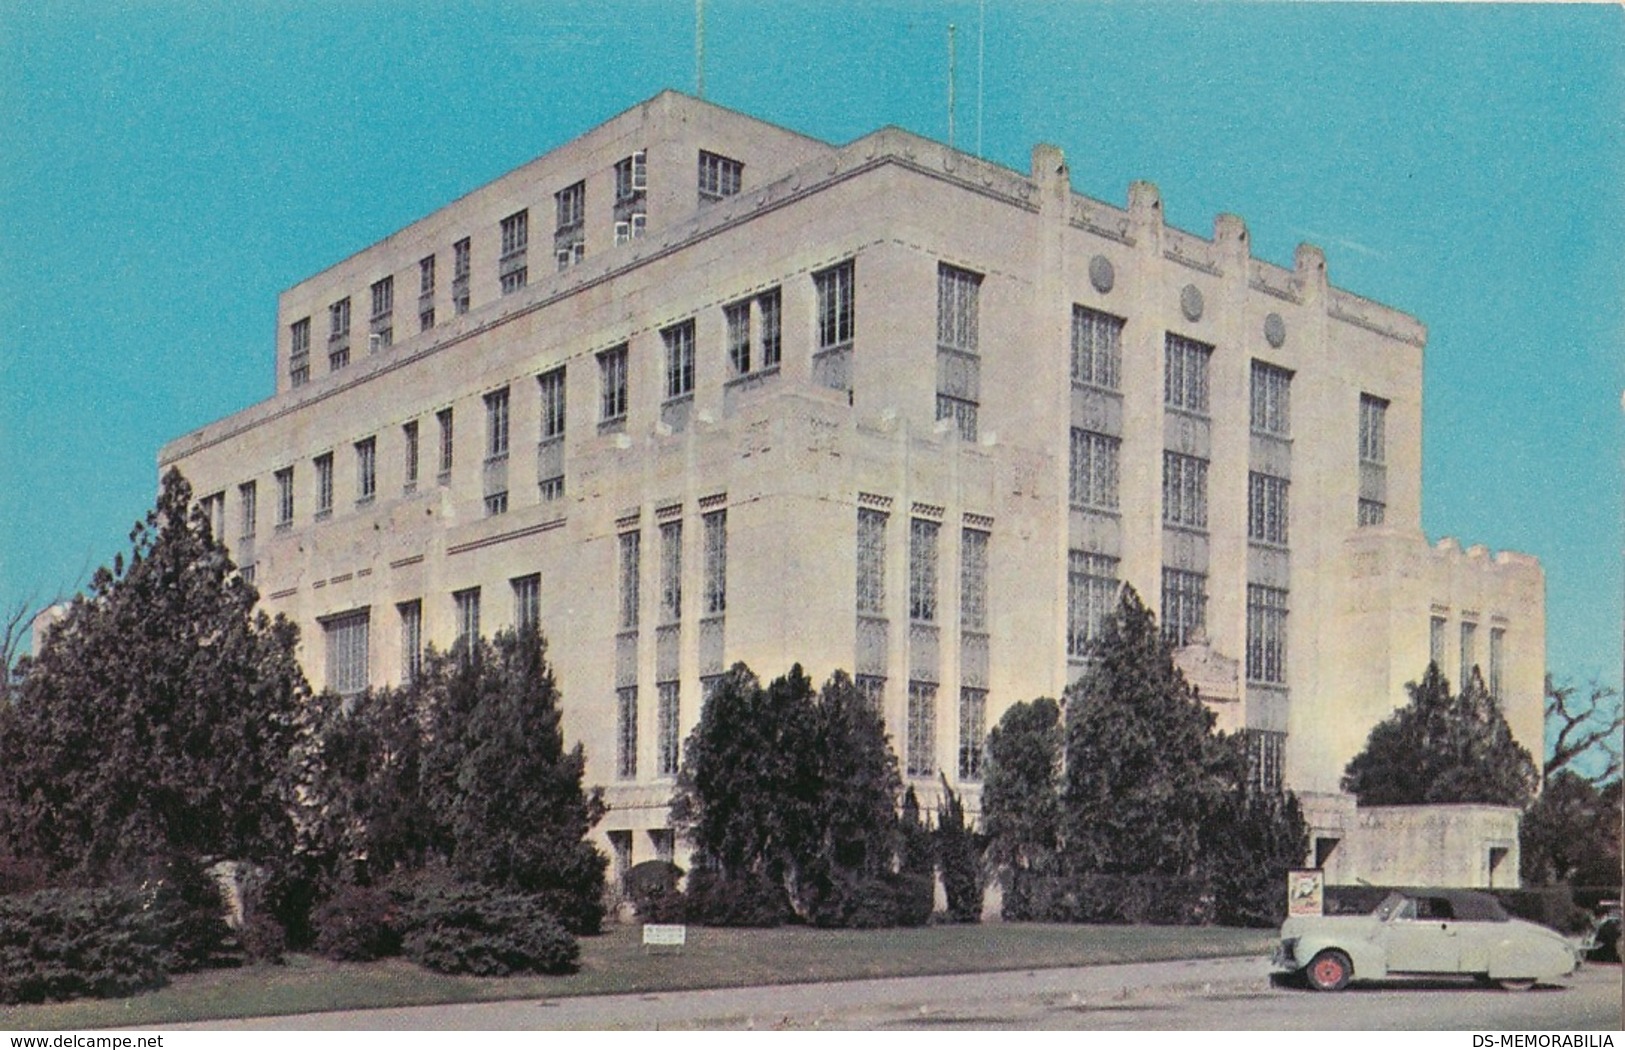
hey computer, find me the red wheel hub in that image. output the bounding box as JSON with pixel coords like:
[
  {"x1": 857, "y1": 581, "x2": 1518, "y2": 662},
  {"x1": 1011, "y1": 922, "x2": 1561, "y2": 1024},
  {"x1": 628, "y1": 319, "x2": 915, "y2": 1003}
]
[{"x1": 1313, "y1": 957, "x2": 1345, "y2": 986}]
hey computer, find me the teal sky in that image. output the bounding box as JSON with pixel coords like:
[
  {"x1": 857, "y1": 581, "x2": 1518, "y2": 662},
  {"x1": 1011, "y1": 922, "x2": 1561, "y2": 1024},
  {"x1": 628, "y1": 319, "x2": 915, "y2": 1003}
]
[{"x1": 2, "y1": 2, "x2": 1620, "y2": 704}]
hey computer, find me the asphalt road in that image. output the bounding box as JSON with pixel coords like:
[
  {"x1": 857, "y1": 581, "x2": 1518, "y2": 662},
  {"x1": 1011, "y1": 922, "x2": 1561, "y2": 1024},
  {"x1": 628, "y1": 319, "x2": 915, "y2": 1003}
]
[{"x1": 172, "y1": 957, "x2": 1623, "y2": 1031}]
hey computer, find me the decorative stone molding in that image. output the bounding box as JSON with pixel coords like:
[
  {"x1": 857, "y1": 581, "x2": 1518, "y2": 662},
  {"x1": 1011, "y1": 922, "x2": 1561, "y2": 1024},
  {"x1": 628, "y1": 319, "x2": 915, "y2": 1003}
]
[
  {"x1": 857, "y1": 492, "x2": 893, "y2": 511},
  {"x1": 911, "y1": 501, "x2": 946, "y2": 520},
  {"x1": 1089, "y1": 254, "x2": 1115, "y2": 294}
]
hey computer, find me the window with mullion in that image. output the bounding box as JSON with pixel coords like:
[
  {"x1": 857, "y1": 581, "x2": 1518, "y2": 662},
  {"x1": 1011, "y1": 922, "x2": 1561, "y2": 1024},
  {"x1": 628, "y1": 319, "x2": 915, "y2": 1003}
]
[
  {"x1": 663, "y1": 321, "x2": 696, "y2": 400},
  {"x1": 1069, "y1": 429, "x2": 1121, "y2": 510},
  {"x1": 1162, "y1": 452, "x2": 1208, "y2": 528},
  {"x1": 618, "y1": 530, "x2": 641, "y2": 631},
  {"x1": 936, "y1": 265, "x2": 981, "y2": 354},
  {"x1": 1248, "y1": 471, "x2": 1290, "y2": 545},
  {"x1": 856, "y1": 508, "x2": 887, "y2": 616},
  {"x1": 659, "y1": 520, "x2": 682, "y2": 624},
  {"x1": 1067, "y1": 551, "x2": 1119, "y2": 657},
  {"x1": 599, "y1": 345, "x2": 629, "y2": 421},
  {"x1": 1160, "y1": 568, "x2": 1206, "y2": 647},
  {"x1": 960, "y1": 528, "x2": 988, "y2": 632},
  {"x1": 815, "y1": 261, "x2": 855, "y2": 348},
  {"x1": 355, "y1": 437, "x2": 376, "y2": 502},
  {"x1": 1250, "y1": 360, "x2": 1293, "y2": 436},
  {"x1": 958, "y1": 687, "x2": 986, "y2": 780},
  {"x1": 1164, "y1": 333, "x2": 1212, "y2": 413},
  {"x1": 725, "y1": 300, "x2": 751, "y2": 376},
  {"x1": 485, "y1": 387, "x2": 511, "y2": 460},
  {"x1": 512, "y1": 574, "x2": 540, "y2": 633},
  {"x1": 906, "y1": 681, "x2": 937, "y2": 777},
  {"x1": 758, "y1": 288, "x2": 782, "y2": 368},
  {"x1": 1072, "y1": 306, "x2": 1124, "y2": 389},
  {"x1": 538, "y1": 368, "x2": 566, "y2": 440},
  {"x1": 702, "y1": 510, "x2": 727, "y2": 616},
  {"x1": 1359, "y1": 393, "x2": 1388, "y2": 464},
  {"x1": 1245, "y1": 585, "x2": 1288, "y2": 684},
  {"x1": 908, "y1": 518, "x2": 939, "y2": 623}
]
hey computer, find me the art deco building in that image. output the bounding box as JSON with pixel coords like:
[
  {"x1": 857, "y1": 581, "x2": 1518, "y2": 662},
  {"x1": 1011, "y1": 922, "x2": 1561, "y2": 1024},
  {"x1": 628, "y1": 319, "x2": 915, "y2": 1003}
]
[{"x1": 162, "y1": 92, "x2": 1543, "y2": 884}]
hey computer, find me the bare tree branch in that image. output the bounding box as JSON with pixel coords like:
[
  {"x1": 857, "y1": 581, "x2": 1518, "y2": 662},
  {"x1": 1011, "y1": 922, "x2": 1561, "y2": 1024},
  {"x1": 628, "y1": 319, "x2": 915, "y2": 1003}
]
[{"x1": 1544, "y1": 675, "x2": 1624, "y2": 785}]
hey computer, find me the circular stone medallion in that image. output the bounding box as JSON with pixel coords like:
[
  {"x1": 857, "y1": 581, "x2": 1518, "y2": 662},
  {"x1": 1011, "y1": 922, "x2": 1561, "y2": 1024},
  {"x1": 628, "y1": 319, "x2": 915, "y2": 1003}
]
[
  {"x1": 1264, "y1": 312, "x2": 1287, "y2": 348},
  {"x1": 1089, "y1": 255, "x2": 1115, "y2": 294},
  {"x1": 1180, "y1": 283, "x2": 1204, "y2": 322}
]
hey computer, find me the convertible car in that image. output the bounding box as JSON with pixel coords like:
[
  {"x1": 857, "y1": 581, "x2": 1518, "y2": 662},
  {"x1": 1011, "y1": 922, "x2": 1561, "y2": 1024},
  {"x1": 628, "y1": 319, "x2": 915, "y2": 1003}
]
[{"x1": 1274, "y1": 889, "x2": 1582, "y2": 991}]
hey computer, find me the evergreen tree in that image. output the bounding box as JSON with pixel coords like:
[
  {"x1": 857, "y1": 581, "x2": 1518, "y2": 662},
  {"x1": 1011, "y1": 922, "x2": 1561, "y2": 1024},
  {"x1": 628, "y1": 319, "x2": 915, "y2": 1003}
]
[
  {"x1": 935, "y1": 774, "x2": 984, "y2": 923},
  {"x1": 314, "y1": 682, "x2": 434, "y2": 882},
  {"x1": 1342, "y1": 663, "x2": 1538, "y2": 807},
  {"x1": 1204, "y1": 744, "x2": 1310, "y2": 927},
  {"x1": 0, "y1": 470, "x2": 311, "y2": 879},
  {"x1": 979, "y1": 697, "x2": 1063, "y2": 877},
  {"x1": 1061, "y1": 586, "x2": 1229, "y2": 877}
]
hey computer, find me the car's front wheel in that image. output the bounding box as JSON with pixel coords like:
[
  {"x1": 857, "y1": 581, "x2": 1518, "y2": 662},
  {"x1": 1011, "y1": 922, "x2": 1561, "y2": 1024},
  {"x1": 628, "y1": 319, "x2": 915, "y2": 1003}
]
[{"x1": 1306, "y1": 949, "x2": 1353, "y2": 992}]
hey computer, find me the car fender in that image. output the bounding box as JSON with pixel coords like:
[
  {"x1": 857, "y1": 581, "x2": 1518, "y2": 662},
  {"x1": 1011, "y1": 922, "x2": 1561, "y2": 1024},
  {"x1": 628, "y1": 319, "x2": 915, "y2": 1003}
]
[
  {"x1": 1486, "y1": 922, "x2": 1579, "y2": 981},
  {"x1": 1294, "y1": 932, "x2": 1388, "y2": 980}
]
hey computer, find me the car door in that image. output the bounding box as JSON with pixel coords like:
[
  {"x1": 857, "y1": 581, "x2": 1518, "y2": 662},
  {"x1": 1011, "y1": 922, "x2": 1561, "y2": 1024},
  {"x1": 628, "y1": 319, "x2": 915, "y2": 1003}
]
[{"x1": 1381, "y1": 896, "x2": 1461, "y2": 973}]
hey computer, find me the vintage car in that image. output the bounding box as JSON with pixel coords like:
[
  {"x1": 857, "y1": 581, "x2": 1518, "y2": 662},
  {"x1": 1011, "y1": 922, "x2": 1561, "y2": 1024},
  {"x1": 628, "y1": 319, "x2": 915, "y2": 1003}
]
[{"x1": 1274, "y1": 889, "x2": 1582, "y2": 991}]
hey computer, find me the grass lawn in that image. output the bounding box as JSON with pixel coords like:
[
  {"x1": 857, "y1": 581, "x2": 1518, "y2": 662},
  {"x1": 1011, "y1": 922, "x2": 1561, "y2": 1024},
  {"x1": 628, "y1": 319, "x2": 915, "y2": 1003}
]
[{"x1": 1, "y1": 923, "x2": 1274, "y2": 1030}]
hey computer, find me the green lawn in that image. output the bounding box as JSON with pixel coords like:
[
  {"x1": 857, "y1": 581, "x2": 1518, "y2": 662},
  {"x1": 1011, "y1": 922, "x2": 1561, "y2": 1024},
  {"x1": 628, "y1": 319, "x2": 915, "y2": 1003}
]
[{"x1": 1, "y1": 923, "x2": 1274, "y2": 1030}]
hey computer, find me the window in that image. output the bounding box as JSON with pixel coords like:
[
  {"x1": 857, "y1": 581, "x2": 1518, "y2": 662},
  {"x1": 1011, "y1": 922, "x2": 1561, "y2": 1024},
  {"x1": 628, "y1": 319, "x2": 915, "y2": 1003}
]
[
  {"x1": 906, "y1": 682, "x2": 937, "y2": 777},
  {"x1": 1251, "y1": 361, "x2": 1293, "y2": 436},
  {"x1": 238, "y1": 481, "x2": 256, "y2": 540},
  {"x1": 1067, "y1": 551, "x2": 1119, "y2": 658},
  {"x1": 1430, "y1": 615, "x2": 1446, "y2": 668},
  {"x1": 329, "y1": 298, "x2": 351, "y2": 370},
  {"x1": 1489, "y1": 627, "x2": 1505, "y2": 700},
  {"x1": 1164, "y1": 333, "x2": 1212, "y2": 413},
  {"x1": 370, "y1": 277, "x2": 393, "y2": 349},
  {"x1": 958, "y1": 688, "x2": 986, "y2": 780},
  {"x1": 323, "y1": 610, "x2": 370, "y2": 696},
  {"x1": 1359, "y1": 394, "x2": 1388, "y2": 464},
  {"x1": 275, "y1": 467, "x2": 294, "y2": 527},
  {"x1": 484, "y1": 492, "x2": 508, "y2": 516},
  {"x1": 1460, "y1": 621, "x2": 1477, "y2": 688},
  {"x1": 398, "y1": 600, "x2": 422, "y2": 684},
  {"x1": 485, "y1": 387, "x2": 510, "y2": 460},
  {"x1": 758, "y1": 287, "x2": 782, "y2": 369},
  {"x1": 1244, "y1": 729, "x2": 1286, "y2": 794},
  {"x1": 815, "y1": 261, "x2": 856, "y2": 349},
  {"x1": 618, "y1": 530, "x2": 641, "y2": 631},
  {"x1": 616, "y1": 687, "x2": 638, "y2": 779},
  {"x1": 1161, "y1": 568, "x2": 1207, "y2": 647},
  {"x1": 454, "y1": 588, "x2": 481, "y2": 652},
  {"x1": 452, "y1": 238, "x2": 471, "y2": 315},
  {"x1": 1162, "y1": 452, "x2": 1209, "y2": 529},
  {"x1": 725, "y1": 300, "x2": 751, "y2": 376},
  {"x1": 1072, "y1": 306, "x2": 1123, "y2": 390},
  {"x1": 403, "y1": 420, "x2": 420, "y2": 492},
  {"x1": 614, "y1": 215, "x2": 647, "y2": 245},
  {"x1": 659, "y1": 520, "x2": 682, "y2": 624},
  {"x1": 663, "y1": 321, "x2": 696, "y2": 400},
  {"x1": 555, "y1": 181, "x2": 585, "y2": 230},
  {"x1": 936, "y1": 264, "x2": 983, "y2": 441},
  {"x1": 615, "y1": 150, "x2": 647, "y2": 201},
  {"x1": 1358, "y1": 499, "x2": 1386, "y2": 526},
  {"x1": 1069, "y1": 429, "x2": 1121, "y2": 510},
  {"x1": 538, "y1": 367, "x2": 567, "y2": 440},
  {"x1": 436, "y1": 408, "x2": 453, "y2": 479},
  {"x1": 1248, "y1": 472, "x2": 1290, "y2": 545},
  {"x1": 698, "y1": 150, "x2": 743, "y2": 201},
  {"x1": 289, "y1": 317, "x2": 311, "y2": 387},
  {"x1": 355, "y1": 437, "x2": 376, "y2": 503},
  {"x1": 314, "y1": 452, "x2": 334, "y2": 518},
  {"x1": 419, "y1": 255, "x2": 436, "y2": 331},
  {"x1": 855, "y1": 675, "x2": 886, "y2": 711},
  {"x1": 857, "y1": 508, "x2": 887, "y2": 616},
  {"x1": 703, "y1": 509, "x2": 727, "y2": 616},
  {"x1": 908, "y1": 518, "x2": 939, "y2": 623},
  {"x1": 656, "y1": 682, "x2": 680, "y2": 776},
  {"x1": 599, "y1": 345, "x2": 629, "y2": 422},
  {"x1": 512, "y1": 574, "x2": 540, "y2": 633},
  {"x1": 960, "y1": 528, "x2": 988, "y2": 632},
  {"x1": 199, "y1": 491, "x2": 225, "y2": 541},
  {"x1": 1246, "y1": 585, "x2": 1288, "y2": 684},
  {"x1": 539, "y1": 476, "x2": 565, "y2": 503},
  {"x1": 500, "y1": 209, "x2": 528, "y2": 295}
]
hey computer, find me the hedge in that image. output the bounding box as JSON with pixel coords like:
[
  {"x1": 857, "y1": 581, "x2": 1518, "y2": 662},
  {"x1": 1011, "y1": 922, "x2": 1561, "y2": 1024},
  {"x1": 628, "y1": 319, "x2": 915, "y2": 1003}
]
[
  {"x1": 1002, "y1": 872, "x2": 1210, "y2": 925},
  {"x1": 0, "y1": 887, "x2": 167, "y2": 1004}
]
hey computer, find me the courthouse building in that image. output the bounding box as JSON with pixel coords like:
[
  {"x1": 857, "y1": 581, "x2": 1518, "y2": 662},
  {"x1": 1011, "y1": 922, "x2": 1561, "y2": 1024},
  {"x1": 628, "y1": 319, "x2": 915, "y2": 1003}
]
[{"x1": 161, "y1": 92, "x2": 1544, "y2": 884}]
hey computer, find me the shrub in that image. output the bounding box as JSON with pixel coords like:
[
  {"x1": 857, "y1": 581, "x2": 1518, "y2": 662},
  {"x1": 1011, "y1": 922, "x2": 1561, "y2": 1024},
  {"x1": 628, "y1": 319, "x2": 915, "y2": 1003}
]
[
  {"x1": 626, "y1": 861, "x2": 686, "y2": 923},
  {"x1": 0, "y1": 886, "x2": 167, "y2": 1004},
  {"x1": 0, "y1": 853, "x2": 50, "y2": 897},
  {"x1": 239, "y1": 911, "x2": 287, "y2": 965},
  {"x1": 144, "y1": 859, "x2": 238, "y2": 974},
  {"x1": 399, "y1": 882, "x2": 578, "y2": 976},
  {"x1": 1003, "y1": 873, "x2": 1208, "y2": 924},
  {"x1": 684, "y1": 869, "x2": 791, "y2": 927},
  {"x1": 314, "y1": 884, "x2": 402, "y2": 961},
  {"x1": 935, "y1": 776, "x2": 984, "y2": 923}
]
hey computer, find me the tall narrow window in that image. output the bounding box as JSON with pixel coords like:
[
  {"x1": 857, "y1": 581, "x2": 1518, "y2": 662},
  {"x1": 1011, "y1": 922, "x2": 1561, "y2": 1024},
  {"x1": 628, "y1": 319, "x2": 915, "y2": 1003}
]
[
  {"x1": 419, "y1": 255, "x2": 436, "y2": 332},
  {"x1": 659, "y1": 520, "x2": 682, "y2": 624},
  {"x1": 1164, "y1": 333, "x2": 1212, "y2": 413},
  {"x1": 436, "y1": 408, "x2": 454, "y2": 479},
  {"x1": 908, "y1": 518, "x2": 939, "y2": 623},
  {"x1": 1248, "y1": 472, "x2": 1290, "y2": 545},
  {"x1": 314, "y1": 453, "x2": 334, "y2": 517},
  {"x1": 485, "y1": 387, "x2": 510, "y2": 460},
  {"x1": 454, "y1": 588, "x2": 481, "y2": 652},
  {"x1": 369, "y1": 276, "x2": 393, "y2": 349},
  {"x1": 512, "y1": 574, "x2": 540, "y2": 633},
  {"x1": 703, "y1": 509, "x2": 727, "y2": 616},
  {"x1": 329, "y1": 298, "x2": 352, "y2": 370},
  {"x1": 1250, "y1": 361, "x2": 1293, "y2": 436},
  {"x1": 697, "y1": 150, "x2": 743, "y2": 202},
  {"x1": 857, "y1": 508, "x2": 887, "y2": 615},
  {"x1": 958, "y1": 688, "x2": 986, "y2": 780},
  {"x1": 599, "y1": 345, "x2": 629, "y2": 422},
  {"x1": 452, "y1": 238, "x2": 471, "y2": 315},
  {"x1": 725, "y1": 300, "x2": 751, "y2": 376},
  {"x1": 1072, "y1": 306, "x2": 1124, "y2": 390},
  {"x1": 1359, "y1": 394, "x2": 1388, "y2": 464},
  {"x1": 323, "y1": 610, "x2": 370, "y2": 696},
  {"x1": 906, "y1": 682, "x2": 937, "y2": 778},
  {"x1": 656, "y1": 682, "x2": 680, "y2": 776},
  {"x1": 960, "y1": 529, "x2": 988, "y2": 632},
  {"x1": 289, "y1": 317, "x2": 311, "y2": 387},
  {"x1": 555, "y1": 181, "x2": 585, "y2": 229},
  {"x1": 538, "y1": 368, "x2": 567, "y2": 439},
  {"x1": 238, "y1": 481, "x2": 257, "y2": 540},
  {"x1": 1460, "y1": 621, "x2": 1478, "y2": 688},
  {"x1": 618, "y1": 530, "x2": 641, "y2": 631},
  {"x1": 615, "y1": 150, "x2": 647, "y2": 201},
  {"x1": 1161, "y1": 568, "x2": 1207, "y2": 647},
  {"x1": 663, "y1": 321, "x2": 696, "y2": 400},
  {"x1": 758, "y1": 287, "x2": 782, "y2": 369},
  {"x1": 1069, "y1": 429, "x2": 1121, "y2": 510},
  {"x1": 1162, "y1": 452, "x2": 1209, "y2": 529},
  {"x1": 1489, "y1": 627, "x2": 1505, "y2": 700},
  {"x1": 199, "y1": 492, "x2": 225, "y2": 541},
  {"x1": 275, "y1": 467, "x2": 294, "y2": 527},
  {"x1": 616, "y1": 687, "x2": 638, "y2": 779},
  {"x1": 1067, "y1": 551, "x2": 1119, "y2": 658},
  {"x1": 1246, "y1": 585, "x2": 1289, "y2": 684},
  {"x1": 935, "y1": 264, "x2": 982, "y2": 441},
  {"x1": 499, "y1": 209, "x2": 528, "y2": 295},
  {"x1": 1430, "y1": 615, "x2": 1447, "y2": 669},
  {"x1": 355, "y1": 437, "x2": 377, "y2": 504},
  {"x1": 815, "y1": 261, "x2": 855, "y2": 349},
  {"x1": 403, "y1": 420, "x2": 420, "y2": 492},
  {"x1": 398, "y1": 599, "x2": 422, "y2": 684}
]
